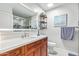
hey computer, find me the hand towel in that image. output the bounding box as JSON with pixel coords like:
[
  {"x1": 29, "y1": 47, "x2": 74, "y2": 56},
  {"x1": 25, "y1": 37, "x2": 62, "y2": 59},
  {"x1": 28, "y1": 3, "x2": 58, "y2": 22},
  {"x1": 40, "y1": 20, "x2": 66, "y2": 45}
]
[{"x1": 61, "y1": 27, "x2": 75, "y2": 40}]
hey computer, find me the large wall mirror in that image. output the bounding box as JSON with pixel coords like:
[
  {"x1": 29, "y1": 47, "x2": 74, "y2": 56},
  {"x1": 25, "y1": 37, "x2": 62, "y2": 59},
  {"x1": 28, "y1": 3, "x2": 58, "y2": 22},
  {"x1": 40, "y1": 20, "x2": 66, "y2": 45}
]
[{"x1": 12, "y1": 3, "x2": 38, "y2": 30}]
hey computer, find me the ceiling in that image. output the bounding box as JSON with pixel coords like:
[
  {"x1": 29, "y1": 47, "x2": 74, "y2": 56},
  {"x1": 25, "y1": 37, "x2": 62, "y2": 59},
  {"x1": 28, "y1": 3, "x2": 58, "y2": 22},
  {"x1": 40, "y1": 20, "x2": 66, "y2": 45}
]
[
  {"x1": 24, "y1": 3, "x2": 64, "y2": 11},
  {"x1": 12, "y1": 3, "x2": 36, "y2": 18},
  {"x1": 6, "y1": 3, "x2": 64, "y2": 18},
  {"x1": 37, "y1": 3, "x2": 64, "y2": 11}
]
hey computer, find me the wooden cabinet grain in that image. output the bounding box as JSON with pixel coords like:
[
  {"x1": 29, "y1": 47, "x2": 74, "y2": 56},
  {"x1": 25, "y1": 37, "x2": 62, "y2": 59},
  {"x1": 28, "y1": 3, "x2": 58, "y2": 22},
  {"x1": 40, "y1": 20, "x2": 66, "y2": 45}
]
[
  {"x1": 41, "y1": 44, "x2": 47, "y2": 56},
  {"x1": 41, "y1": 38, "x2": 48, "y2": 56},
  {"x1": 27, "y1": 53, "x2": 34, "y2": 56},
  {"x1": 34, "y1": 48, "x2": 41, "y2": 56},
  {"x1": 0, "y1": 37, "x2": 48, "y2": 56},
  {"x1": 0, "y1": 46, "x2": 25, "y2": 56}
]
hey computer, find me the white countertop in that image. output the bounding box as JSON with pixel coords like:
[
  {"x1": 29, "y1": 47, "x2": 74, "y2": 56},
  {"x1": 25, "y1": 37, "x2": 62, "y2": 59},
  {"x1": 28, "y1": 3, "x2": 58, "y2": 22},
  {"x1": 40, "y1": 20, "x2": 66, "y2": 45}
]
[{"x1": 0, "y1": 35, "x2": 47, "y2": 54}]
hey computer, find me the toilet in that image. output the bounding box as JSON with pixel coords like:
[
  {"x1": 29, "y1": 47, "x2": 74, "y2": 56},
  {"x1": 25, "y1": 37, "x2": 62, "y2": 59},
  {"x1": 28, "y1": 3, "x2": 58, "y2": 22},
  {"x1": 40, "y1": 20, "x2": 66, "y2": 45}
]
[{"x1": 48, "y1": 42, "x2": 57, "y2": 55}]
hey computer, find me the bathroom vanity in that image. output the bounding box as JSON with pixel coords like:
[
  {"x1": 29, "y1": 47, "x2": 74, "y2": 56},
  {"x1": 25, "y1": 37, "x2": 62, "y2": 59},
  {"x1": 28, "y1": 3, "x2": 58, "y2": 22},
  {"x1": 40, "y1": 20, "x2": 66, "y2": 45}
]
[
  {"x1": 0, "y1": 3, "x2": 48, "y2": 56},
  {"x1": 0, "y1": 36, "x2": 48, "y2": 56}
]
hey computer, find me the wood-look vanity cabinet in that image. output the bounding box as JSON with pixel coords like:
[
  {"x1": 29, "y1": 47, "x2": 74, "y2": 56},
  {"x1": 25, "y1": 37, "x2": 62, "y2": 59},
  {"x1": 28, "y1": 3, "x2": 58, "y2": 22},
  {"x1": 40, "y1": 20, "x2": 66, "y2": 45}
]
[
  {"x1": 0, "y1": 37, "x2": 48, "y2": 56},
  {"x1": 0, "y1": 46, "x2": 25, "y2": 56}
]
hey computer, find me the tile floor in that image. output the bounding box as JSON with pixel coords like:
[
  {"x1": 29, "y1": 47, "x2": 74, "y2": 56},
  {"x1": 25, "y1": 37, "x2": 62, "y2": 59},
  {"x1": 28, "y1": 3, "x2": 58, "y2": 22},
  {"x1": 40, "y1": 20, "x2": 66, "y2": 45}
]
[{"x1": 48, "y1": 47, "x2": 68, "y2": 56}]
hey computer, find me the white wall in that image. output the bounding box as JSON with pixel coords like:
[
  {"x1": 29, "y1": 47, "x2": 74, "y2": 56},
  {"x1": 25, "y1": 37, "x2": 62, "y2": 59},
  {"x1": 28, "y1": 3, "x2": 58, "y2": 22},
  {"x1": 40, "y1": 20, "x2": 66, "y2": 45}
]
[
  {"x1": 0, "y1": 4, "x2": 13, "y2": 29},
  {"x1": 78, "y1": 3, "x2": 79, "y2": 55},
  {"x1": 47, "y1": 3, "x2": 78, "y2": 54}
]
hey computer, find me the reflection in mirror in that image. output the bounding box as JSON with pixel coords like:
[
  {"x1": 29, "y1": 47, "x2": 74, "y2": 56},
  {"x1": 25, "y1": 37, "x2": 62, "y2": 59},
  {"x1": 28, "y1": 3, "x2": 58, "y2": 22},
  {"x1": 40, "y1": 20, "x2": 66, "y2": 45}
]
[
  {"x1": 13, "y1": 15, "x2": 37, "y2": 30},
  {"x1": 30, "y1": 16, "x2": 37, "y2": 29},
  {"x1": 13, "y1": 15, "x2": 31, "y2": 29}
]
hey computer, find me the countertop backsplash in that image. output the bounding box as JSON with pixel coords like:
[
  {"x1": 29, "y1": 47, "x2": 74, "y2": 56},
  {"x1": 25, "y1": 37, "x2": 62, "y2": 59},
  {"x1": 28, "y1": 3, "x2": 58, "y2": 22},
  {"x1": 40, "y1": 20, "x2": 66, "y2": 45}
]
[
  {"x1": 0, "y1": 30, "x2": 38, "y2": 41},
  {"x1": 0, "y1": 28, "x2": 47, "y2": 41},
  {"x1": 0, "y1": 31, "x2": 24, "y2": 40}
]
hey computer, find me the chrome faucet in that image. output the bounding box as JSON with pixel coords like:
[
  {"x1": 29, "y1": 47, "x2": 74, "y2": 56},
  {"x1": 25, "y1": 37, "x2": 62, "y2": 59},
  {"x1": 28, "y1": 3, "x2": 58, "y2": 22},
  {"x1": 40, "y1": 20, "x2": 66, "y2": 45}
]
[{"x1": 21, "y1": 32, "x2": 28, "y2": 38}]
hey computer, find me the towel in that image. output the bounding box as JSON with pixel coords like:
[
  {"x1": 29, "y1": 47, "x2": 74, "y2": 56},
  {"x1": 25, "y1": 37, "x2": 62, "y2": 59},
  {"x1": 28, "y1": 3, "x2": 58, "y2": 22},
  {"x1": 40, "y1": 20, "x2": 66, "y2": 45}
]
[{"x1": 61, "y1": 27, "x2": 75, "y2": 40}]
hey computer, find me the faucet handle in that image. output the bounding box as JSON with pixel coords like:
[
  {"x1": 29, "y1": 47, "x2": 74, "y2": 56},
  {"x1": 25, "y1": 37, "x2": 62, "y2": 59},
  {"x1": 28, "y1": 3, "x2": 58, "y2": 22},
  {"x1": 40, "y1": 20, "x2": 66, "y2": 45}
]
[{"x1": 24, "y1": 33, "x2": 29, "y2": 37}]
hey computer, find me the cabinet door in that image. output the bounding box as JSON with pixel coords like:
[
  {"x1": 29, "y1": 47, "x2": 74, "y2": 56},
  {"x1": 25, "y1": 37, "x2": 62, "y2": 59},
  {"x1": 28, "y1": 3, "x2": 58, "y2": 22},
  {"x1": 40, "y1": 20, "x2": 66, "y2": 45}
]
[
  {"x1": 41, "y1": 39, "x2": 48, "y2": 56},
  {"x1": 41, "y1": 44, "x2": 47, "y2": 56},
  {"x1": 20, "y1": 46, "x2": 25, "y2": 56},
  {"x1": 34, "y1": 48, "x2": 41, "y2": 56}
]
